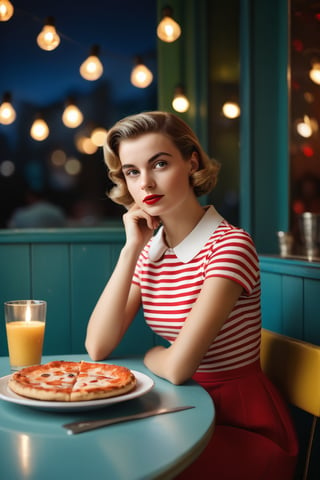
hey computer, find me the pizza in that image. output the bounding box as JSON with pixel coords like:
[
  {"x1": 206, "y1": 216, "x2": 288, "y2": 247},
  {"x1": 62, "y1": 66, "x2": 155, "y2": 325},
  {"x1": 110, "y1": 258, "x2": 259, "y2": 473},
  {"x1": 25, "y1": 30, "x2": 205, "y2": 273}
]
[{"x1": 8, "y1": 360, "x2": 136, "y2": 402}]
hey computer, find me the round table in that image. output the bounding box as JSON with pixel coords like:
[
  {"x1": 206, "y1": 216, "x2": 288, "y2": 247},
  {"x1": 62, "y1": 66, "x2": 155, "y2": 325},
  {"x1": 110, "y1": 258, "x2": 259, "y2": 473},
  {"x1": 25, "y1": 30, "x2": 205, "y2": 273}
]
[{"x1": 0, "y1": 354, "x2": 215, "y2": 480}]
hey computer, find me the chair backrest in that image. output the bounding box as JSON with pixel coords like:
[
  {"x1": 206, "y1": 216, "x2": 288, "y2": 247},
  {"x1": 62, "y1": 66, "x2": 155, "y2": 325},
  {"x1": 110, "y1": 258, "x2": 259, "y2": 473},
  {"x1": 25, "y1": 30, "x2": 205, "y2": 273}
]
[{"x1": 260, "y1": 328, "x2": 320, "y2": 417}]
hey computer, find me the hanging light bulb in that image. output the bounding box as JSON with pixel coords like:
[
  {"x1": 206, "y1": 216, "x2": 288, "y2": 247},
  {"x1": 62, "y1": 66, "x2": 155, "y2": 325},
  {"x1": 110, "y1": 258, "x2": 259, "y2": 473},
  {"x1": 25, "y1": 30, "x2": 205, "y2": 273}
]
[
  {"x1": 309, "y1": 62, "x2": 320, "y2": 85},
  {"x1": 172, "y1": 86, "x2": 190, "y2": 113},
  {"x1": 157, "y1": 5, "x2": 181, "y2": 43},
  {"x1": 0, "y1": 0, "x2": 14, "y2": 21},
  {"x1": 0, "y1": 92, "x2": 16, "y2": 125},
  {"x1": 30, "y1": 116, "x2": 49, "y2": 141},
  {"x1": 37, "y1": 16, "x2": 60, "y2": 51},
  {"x1": 130, "y1": 56, "x2": 153, "y2": 88},
  {"x1": 62, "y1": 98, "x2": 84, "y2": 128},
  {"x1": 80, "y1": 45, "x2": 104, "y2": 81},
  {"x1": 90, "y1": 127, "x2": 108, "y2": 147},
  {"x1": 296, "y1": 115, "x2": 318, "y2": 138},
  {"x1": 222, "y1": 101, "x2": 241, "y2": 119}
]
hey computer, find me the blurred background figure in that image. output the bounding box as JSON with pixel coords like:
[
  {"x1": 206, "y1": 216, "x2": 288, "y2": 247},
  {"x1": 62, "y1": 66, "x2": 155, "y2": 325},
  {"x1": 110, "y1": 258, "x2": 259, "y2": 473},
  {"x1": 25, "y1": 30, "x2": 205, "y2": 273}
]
[{"x1": 8, "y1": 188, "x2": 66, "y2": 228}]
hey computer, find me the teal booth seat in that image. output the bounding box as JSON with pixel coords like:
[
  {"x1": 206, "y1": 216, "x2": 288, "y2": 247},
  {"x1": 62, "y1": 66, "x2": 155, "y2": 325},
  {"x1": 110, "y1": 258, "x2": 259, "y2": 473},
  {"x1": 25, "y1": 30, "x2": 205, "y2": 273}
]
[{"x1": 0, "y1": 227, "x2": 163, "y2": 358}]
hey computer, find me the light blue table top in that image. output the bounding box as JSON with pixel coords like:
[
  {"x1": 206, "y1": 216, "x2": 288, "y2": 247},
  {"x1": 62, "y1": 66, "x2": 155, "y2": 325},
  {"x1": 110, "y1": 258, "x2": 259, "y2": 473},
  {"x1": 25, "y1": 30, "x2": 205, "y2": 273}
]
[{"x1": 0, "y1": 355, "x2": 215, "y2": 480}]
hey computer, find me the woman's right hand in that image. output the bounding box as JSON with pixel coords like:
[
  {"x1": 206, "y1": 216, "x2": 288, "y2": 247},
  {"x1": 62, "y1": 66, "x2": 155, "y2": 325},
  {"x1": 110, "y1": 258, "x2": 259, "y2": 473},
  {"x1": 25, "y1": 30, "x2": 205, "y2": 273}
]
[{"x1": 122, "y1": 203, "x2": 160, "y2": 250}]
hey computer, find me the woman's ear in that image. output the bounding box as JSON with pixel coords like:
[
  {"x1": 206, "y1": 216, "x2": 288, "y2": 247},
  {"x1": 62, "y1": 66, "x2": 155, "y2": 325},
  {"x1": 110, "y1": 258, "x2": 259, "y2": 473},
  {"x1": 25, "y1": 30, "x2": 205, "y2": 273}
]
[{"x1": 190, "y1": 151, "x2": 199, "y2": 174}]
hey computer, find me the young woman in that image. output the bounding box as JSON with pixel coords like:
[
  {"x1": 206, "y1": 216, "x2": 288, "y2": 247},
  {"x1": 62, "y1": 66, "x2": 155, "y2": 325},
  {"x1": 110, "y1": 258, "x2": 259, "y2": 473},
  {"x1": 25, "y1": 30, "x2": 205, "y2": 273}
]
[{"x1": 85, "y1": 111, "x2": 298, "y2": 479}]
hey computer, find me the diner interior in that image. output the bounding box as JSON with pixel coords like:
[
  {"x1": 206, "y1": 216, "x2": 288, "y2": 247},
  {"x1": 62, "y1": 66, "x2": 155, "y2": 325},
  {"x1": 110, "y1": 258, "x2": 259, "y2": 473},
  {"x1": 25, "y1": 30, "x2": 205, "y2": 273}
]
[{"x1": 1, "y1": 0, "x2": 320, "y2": 478}]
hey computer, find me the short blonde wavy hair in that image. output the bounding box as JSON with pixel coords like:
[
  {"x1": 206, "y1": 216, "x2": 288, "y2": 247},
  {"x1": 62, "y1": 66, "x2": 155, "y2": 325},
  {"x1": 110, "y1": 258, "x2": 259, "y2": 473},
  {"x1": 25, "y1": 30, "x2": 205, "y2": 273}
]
[{"x1": 104, "y1": 111, "x2": 220, "y2": 207}]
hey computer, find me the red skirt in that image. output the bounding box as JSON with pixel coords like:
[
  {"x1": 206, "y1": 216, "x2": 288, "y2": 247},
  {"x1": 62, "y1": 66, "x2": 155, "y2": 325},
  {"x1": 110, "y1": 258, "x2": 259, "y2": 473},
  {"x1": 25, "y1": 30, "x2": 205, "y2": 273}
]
[{"x1": 177, "y1": 361, "x2": 299, "y2": 480}]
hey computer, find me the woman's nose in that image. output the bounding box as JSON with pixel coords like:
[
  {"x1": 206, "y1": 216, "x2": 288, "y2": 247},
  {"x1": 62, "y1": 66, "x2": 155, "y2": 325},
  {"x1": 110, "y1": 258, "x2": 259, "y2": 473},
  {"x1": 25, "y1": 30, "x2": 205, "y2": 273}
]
[{"x1": 140, "y1": 172, "x2": 155, "y2": 190}]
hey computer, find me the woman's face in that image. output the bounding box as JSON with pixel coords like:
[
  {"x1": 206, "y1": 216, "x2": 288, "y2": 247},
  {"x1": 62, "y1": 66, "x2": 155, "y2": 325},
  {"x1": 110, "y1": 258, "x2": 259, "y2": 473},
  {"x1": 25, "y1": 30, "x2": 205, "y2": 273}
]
[{"x1": 119, "y1": 133, "x2": 198, "y2": 216}]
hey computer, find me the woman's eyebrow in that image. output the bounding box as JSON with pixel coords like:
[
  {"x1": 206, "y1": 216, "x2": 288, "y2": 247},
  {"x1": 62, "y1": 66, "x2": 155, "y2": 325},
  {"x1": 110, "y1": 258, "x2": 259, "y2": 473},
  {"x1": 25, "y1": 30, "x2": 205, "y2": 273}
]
[{"x1": 121, "y1": 151, "x2": 172, "y2": 170}]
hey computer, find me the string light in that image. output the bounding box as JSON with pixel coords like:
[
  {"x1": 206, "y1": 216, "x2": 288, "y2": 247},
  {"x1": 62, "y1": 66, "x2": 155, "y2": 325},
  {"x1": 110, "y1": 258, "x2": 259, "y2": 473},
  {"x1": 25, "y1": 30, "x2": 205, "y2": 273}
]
[
  {"x1": 222, "y1": 101, "x2": 241, "y2": 119},
  {"x1": 172, "y1": 86, "x2": 190, "y2": 113},
  {"x1": 0, "y1": 0, "x2": 14, "y2": 21},
  {"x1": 36, "y1": 17, "x2": 60, "y2": 51},
  {"x1": 1, "y1": 8, "x2": 156, "y2": 141},
  {"x1": 309, "y1": 62, "x2": 320, "y2": 84},
  {"x1": 296, "y1": 115, "x2": 318, "y2": 138},
  {"x1": 157, "y1": 5, "x2": 181, "y2": 43},
  {"x1": 62, "y1": 98, "x2": 84, "y2": 128},
  {"x1": 0, "y1": 92, "x2": 16, "y2": 125},
  {"x1": 30, "y1": 116, "x2": 49, "y2": 141},
  {"x1": 130, "y1": 56, "x2": 153, "y2": 88},
  {"x1": 65, "y1": 157, "x2": 82, "y2": 175},
  {"x1": 75, "y1": 130, "x2": 98, "y2": 154},
  {"x1": 90, "y1": 127, "x2": 108, "y2": 147},
  {"x1": 80, "y1": 45, "x2": 104, "y2": 81}
]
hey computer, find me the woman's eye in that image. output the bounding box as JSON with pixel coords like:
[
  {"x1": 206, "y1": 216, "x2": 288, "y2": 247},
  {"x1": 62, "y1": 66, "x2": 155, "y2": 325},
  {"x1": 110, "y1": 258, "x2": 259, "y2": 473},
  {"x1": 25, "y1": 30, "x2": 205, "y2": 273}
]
[
  {"x1": 154, "y1": 160, "x2": 167, "y2": 169},
  {"x1": 125, "y1": 169, "x2": 139, "y2": 176}
]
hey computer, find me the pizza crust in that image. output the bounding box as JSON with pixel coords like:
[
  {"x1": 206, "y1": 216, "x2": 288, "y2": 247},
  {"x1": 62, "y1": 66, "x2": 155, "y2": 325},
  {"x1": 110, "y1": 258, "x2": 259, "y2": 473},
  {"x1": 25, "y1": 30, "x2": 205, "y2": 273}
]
[
  {"x1": 70, "y1": 380, "x2": 137, "y2": 401},
  {"x1": 8, "y1": 378, "x2": 71, "y2": 401},
  {"x1": 8, "y1": 361, "x2": 136, "y2": 402}
]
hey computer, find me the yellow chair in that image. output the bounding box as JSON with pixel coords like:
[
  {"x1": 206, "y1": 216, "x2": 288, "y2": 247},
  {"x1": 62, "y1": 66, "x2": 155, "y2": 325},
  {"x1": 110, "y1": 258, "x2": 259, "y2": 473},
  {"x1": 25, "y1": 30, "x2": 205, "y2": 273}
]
[{"x1": 260, "y1": 328, "x2": 320, "y2": 480}]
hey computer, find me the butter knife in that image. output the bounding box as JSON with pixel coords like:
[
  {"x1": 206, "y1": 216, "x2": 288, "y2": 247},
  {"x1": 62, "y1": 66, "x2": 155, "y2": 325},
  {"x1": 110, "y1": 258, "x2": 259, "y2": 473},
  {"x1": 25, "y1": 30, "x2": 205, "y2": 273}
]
[{"x1": 63, "y1": 405, "x2": 195, "y2": 435}]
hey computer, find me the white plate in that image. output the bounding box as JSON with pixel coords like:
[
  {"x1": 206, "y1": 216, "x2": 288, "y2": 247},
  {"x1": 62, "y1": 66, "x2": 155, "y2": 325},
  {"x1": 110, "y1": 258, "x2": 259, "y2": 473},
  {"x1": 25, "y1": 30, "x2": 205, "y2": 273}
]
[{"x1": 0, "y1": 370, "x2": 154, "y2": 412}]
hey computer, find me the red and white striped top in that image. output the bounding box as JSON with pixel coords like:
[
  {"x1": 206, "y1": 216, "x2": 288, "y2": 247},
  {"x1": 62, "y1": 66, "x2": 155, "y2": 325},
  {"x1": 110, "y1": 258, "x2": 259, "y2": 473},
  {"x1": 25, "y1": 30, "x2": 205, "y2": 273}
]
[{"x1": 132, "y1": 206, "x2": 261, "y2": 372}]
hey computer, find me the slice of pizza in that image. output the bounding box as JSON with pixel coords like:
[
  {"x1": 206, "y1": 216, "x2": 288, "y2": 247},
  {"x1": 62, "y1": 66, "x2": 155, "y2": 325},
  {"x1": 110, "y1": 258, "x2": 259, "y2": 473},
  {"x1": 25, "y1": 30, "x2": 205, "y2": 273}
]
[
  {"x1": 70, "y1": 361, "x2": 136, "y2": 401},
  {"x1": 8, "y1": 361, "x2": 80, "y2": 401}
]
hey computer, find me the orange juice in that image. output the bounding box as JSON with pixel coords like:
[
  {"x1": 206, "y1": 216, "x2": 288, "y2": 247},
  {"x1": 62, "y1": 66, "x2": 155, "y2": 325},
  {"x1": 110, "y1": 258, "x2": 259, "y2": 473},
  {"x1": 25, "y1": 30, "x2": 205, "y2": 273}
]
[{"x1": 6, "y1": 321, "x2": 45, "y2": 369}]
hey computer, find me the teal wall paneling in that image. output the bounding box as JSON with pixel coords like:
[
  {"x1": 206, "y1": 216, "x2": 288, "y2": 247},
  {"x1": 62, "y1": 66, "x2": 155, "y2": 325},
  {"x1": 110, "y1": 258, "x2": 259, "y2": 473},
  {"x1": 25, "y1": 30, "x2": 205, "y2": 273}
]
[
  {"x1": 0, "y1": 244, "x2": 30, "y2": 298},
  {"x1": 0, "y1": 245, "x2": 30, "y2": 356},
  {"x1": 112, "y1": 308, "x2": 156, "y2": 357},
  {"x1": 260, "y1": 272, "x2": 282, "y2": 331},
  {"x1": 70, "y1": 243, "x2": 113, "y2": 354},
  {"x1": 304, "y1": 279, "x2": 320, "y2": 345},
  {"x1": 282, "y1": 275, "x2": 304, "y2": 338},
  {"x1": 31, "y1": 243, "x2": 71, "y2": 354},
  {"x1": 69, "y1": 242, "x2": 154, "y2": 356},
  {"x1": 259, "y1": 255, "x2": 320, "y2": 344}
]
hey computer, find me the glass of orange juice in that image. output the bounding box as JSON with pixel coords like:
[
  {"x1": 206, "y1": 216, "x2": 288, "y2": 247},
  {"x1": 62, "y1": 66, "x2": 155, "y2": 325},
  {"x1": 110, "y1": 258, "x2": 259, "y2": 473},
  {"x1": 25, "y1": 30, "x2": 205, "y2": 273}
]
[{"x1": 4, "y1": 300, "x2": 46, "y2": 370}]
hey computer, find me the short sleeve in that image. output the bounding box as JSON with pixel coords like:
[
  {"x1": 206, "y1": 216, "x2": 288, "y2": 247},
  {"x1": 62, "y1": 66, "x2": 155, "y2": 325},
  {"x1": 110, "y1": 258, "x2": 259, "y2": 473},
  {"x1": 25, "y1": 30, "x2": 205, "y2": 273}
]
[
  {"x1": 132, "y1": 245, "x2": 150, "y2": 287},
  {"x1": 204, "y1": 228, "x2": 260, "y2": 295}
]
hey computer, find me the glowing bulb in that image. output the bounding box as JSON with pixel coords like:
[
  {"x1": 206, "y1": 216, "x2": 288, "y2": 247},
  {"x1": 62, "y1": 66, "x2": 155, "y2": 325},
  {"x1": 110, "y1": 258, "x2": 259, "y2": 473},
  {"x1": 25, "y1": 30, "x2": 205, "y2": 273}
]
[
  {"x1": 91, "y1": 127, "x2": 107, "y2": 146},
  {"x1": 65, "y1": 157, "x2": 82, "y2": 175},
  {"x1": 157, "y1": 6, "x2": 181, "y2": 43},
  {"x1": 30, "y1": 117, "x2": 49, "y2": 141},
  {"x1": 0, "y1": 93, "x2": 16, "y2": 124},
  {"x1": 83, "y1": 138, "x2": 98, "y2": 154},
  {"x1": 172, "y1": 86, "x2": 190, "y2": 113},
  {"x1": 51, "y1": 149, "x2": 67, "y2": 166},
  {"x1": 80, "y1": 45, "x2": 103, "y2": 81},
  {"x1": 296, "y1": 115, "x2": 317, "y2": 138},
  {"x1": 37, "y1": 17, "x2": 60, "y2": 51},
  {"x1": 309, "y1": 62, "x2": 320, "y2": 85},
  {"x1": 130, "y1": 57, "x2": 153, "y2": 88},
  {"x1": 0, "y1": 0, "x2": 14, "y2": 21},
  {"x1": 297, "y1": 121, "x2": 312, "y2": 138},
  {"x1": 62, "y1": 102, "x2": 83, "y2": 128},
  {"x1": 222, "y1": 101, "x2": 241, "y2": 119}
]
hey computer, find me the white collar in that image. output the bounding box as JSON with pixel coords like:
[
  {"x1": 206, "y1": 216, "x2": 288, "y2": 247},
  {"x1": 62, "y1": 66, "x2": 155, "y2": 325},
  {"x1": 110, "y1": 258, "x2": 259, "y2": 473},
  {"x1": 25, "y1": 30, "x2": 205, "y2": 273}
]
[{"x1": 148, "y1": 205, "x2": 224, "y2": 263}]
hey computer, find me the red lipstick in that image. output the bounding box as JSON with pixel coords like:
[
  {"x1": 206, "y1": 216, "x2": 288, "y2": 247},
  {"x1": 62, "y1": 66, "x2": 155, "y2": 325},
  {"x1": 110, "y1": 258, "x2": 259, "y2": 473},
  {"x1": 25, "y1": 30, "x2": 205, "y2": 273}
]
[{"x1": 143, "y1": 195, "x2": 163, "y2": 205}]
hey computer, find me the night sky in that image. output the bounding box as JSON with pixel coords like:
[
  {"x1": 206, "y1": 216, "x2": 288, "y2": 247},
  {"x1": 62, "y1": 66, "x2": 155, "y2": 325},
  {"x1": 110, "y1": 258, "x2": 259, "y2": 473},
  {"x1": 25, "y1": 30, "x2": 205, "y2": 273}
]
[{"x1": 0, "y1": 0, "x2": 157, "y2": 105}]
